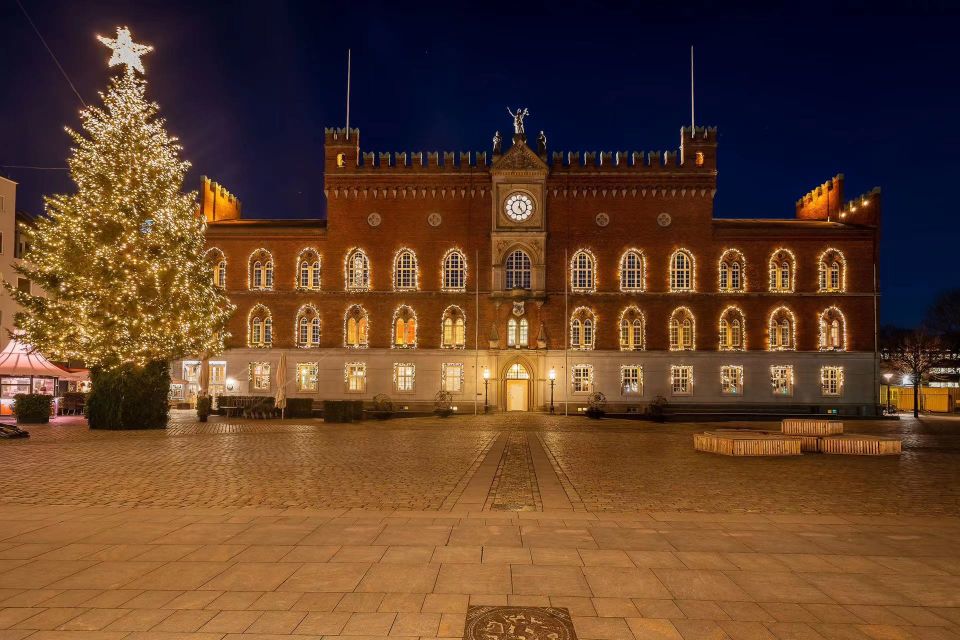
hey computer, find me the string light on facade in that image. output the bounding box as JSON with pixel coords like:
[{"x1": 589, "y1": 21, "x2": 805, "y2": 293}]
[
  {"x1": 294, "y1": 304, "x2": 321, "y2": 348},
  {"x1": 818, "y1": 306, "x2": 847, "y2": 351},
  {"x1": 441, "y1": 362, "x2": 465, "y2": 390},
  {"x1": 247, "y1": 248, "x2": 274, "y2": 290},
  {"x1": 205, "y1": 247, "x2": 227, "y2": 288},
  {"x1": 569, "y1": 306, "x2": 597, "y2": 350},
  {"x1": 391, "y1": 304, "x2": 418, "y2": 348},
  {"x1": 295, "y1": 247, "x2": 322, "y2": 290},
  {"x1": 440, "y1": 248, "x2": 467, "y2": 292},
  {"x1": 768, "y1": 247, "x2": 796, "y2": 292},
  {"x1": 768, "y1": 306, "x2": 797, "y2": 351},
  {"x1": 816, "y1": 247, "x2": 846, "y2": 292},
  {"x1": 718, "y1": 248, "x2": 746, "y2": 292},
  {"x1": 343, "y1": 304, "x2": 369, "y2": 348},
  {"x1": 668, "y1": 306, "x2": 696, "y2": 351},
  {"x1": 392, "y1": 247, "x2": 419, "y2": 291},
  {"x1": 618, "y1": 305, "x2": 646, "y2": 351},
  {"x1": 721, "y1": 364, "x2": 744, "y2": 394},
  {"x1": 392, "y1": 362, "x2": 416, "y2": 390},
  {"x1": 246, "y1": 304, "x2": 272, "y2": 348},
  {"x1": 97, "y1": 26, "x2": 153, "y2": 74},
  {"x1": 570, "y1": 248, "x2": 597, "y2": 293},
  {"x1": 441, "y1": 305, "x2": 466, "y2": 349},
  {"x1": 618, "y1": 248, "x2": 647, "y2": 292},
  {"x1": 668, "y1": 249, "x2": 696, "y2": 292},
  {"x1": 718, "y1": 305, "x2": 746, "y2": 351},
  {"x1": 343, "y1": 247, "x2": 371, "y2": 291}
]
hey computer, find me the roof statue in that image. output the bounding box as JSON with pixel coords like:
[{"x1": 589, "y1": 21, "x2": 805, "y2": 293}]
[{"x1": 507, "y1": 107, "x2": 529, "y2": 135}]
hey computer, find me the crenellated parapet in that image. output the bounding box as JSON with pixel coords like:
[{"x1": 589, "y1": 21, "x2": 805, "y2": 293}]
[
  {"x1": 837, "y1": 186, "x2": 881, "y2": 226},
  {"x1": 200, "y1": 176, "x2": 241, "y2": 222},
  {"x1": 796, "y1": 174, "x2": 844, "y2": 221}
]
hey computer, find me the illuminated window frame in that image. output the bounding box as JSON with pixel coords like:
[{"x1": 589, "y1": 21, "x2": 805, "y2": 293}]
[
  {"x1": 768, "y1": 306, "x2": 797, "y2": 351},
  {"x1": 441, "y1": 362, "x2": 464, "y2": 393},
  {"x1": 206, "y1": 247, "x2": 227, "y2": 289},
  {"x1": 570, "y1": 306, "x2": 596, "y2": 351},
  {"x1": 295, "y1": 362, "x2": 319, "y2": 392},
  {"x1": 571, "y1": 364, "x2": 594, "y2": 394},
  {"x1": 669, "y1": 306, "x2": 696, "y2": 351},
  {"x1": 620, "y1": 365, "x2": 643, "y2": 396},
  {"x1": 721, "y1": 365, "x2": 744, "y2": 396},
  {"x1": 618, "y1": 306, "x2": 646, "y2": 351},
  {"x1": 771, "y1": 365, "x2": 794, "y2": 397},
  {"x1": 296, "y1": 248, "x2": 322, "y2": 291},
  {"x1": 505, "y1": 249, "x2": 532, "y2": 290},
  {"x1": 441, "y1": 305, "x2": 466, "y2": 349},
  {"x1": 343, "y1": 304, "x2": 369, "y2": 349},
  {"x1": 768, "y1": 248, "x2": 796, "y2": 293},
  {"x1": 248, "y1": 248, "x2": 274, "y2": 291},
  {"x1": 618, "y1": 249, "x2": 646, "y2": 292},
  {"x1": 670, "y1": 365, "x2": 694, "y2": 396},
  {"x1": 247, "y1": 304, "x2": 273, "y2": 348},
  {"x1": 344, "y1": 247, "x2": 371, "y2": 291},
  {"x1": 441, "y1": 248, "x2": 467, "y2": 292},
  {"x1": 570, "y1": 249, "x2": 597, "y2": 293},
  {"x1": 718, "y1": 306, "x2": 746, "y2": 351},
  {"x1": 393, "y1": 362, "x2": 416, "y2": 393},
  {"x1": 295, "y1": 304, "x2": 321, "y2": 348},
  {"x1": 718, "y1": 248, "x2": 746, "y2": 292},
  {"x1": 249, "y1": 361, "x2": 271, "y2": 391},
  {"x1": 817, "y1": 248, "x2": 847, "y2": 293},
  {"x1": 669, "y1": 249, "x2": 696, "y2": 292},
  {"x1": 344, "y1": 362, "x2": 366, "y2": 393},
  {"x1": 392, "y1": 305, "x2": 418, "y2": 349},
  {"x1": 821, "y1": 365, "x2": 844, "y2": 397},
  {"x1": 818, "y1": 306, "x2": 847, "y2": 352},
  {"x1": 393, "y1": 247, "x2": 419, "y2": 291}
]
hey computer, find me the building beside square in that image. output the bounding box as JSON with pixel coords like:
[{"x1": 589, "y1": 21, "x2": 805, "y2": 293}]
[{"x1": 176, "y1": 121, "x2": 882, "y2": 415}]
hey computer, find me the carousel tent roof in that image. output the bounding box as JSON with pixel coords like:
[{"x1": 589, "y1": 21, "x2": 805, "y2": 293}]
[{"x1": 0, "y1": 336, "x2": 70, "y2": 377}]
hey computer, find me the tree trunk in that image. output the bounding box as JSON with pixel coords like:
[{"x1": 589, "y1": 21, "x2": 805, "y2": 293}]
[{"x1": 913, "y1": 379, "x2": 920, "y2": 418}]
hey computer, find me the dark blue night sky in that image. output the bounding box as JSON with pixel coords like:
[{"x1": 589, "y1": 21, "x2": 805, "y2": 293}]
[{"x1": 2, "y1": 1, "x2": 958, "y2": 327}]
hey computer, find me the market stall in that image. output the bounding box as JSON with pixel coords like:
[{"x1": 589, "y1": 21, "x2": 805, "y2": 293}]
[{"x1": 0, "y1": 336, "x2": 70, "y2": 417}]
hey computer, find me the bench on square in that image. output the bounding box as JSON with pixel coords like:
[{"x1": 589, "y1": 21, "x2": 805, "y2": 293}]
[
  {"x1": 694, "y1": 430, "x2": 802, "y2": 456},
  {"x1": 819, "y1": 434, "x2": 902, "y2": 455},
  {"x1": 781, "y1": 419, "x2": 844, "y2": 436}
]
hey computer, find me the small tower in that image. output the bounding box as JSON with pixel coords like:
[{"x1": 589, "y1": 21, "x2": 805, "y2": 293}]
[
  {"x1": 680, "y1": 126, "x2": 718, "y2": 169},
  {"x1": 324, "y1": 127, "x2": 360, "y2": 172}
]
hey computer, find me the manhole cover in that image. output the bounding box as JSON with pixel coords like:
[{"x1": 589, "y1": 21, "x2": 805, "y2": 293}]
[{"x1": 464, "y1": 606, "x2": 576, "y2": 640}]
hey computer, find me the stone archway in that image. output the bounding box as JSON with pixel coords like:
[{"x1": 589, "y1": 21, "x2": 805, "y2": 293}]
[{"x1": 501, "y1": 357, "x2": 535, "y2": 412}]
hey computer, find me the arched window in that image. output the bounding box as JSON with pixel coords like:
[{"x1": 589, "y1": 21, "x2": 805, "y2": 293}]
[
  {"x1": 619, "y1": 307, "x2": 645, "y2": 351},
  {"x1": 249, "y1": 249, "x2": 274, "y2": 290},
  {"x1": 248, "y1": 305, "x2": 272, "y2": 347},
  {"x1": 669, "y1": 307, "x2": 695, "y2": 351},
  {"x1": 297, "y1": 249, "x2": 321, "y2": 290},
  {"x1": 818, "y1": 249, "x2": 846, "y2": 292},
  {"x1": 392, "y1": 305, "x2": 417, "y2": 348},
  {"x1": 442, "y1": 249, "x2": 467, "y2": 291},
  {"x1": 295, "y1": 305, "x2": 321, "y2": 348},
  {"x1": 345, "y1": 248, "x2": 370, "y2": 291},
  {"x1": 719, "y1": 307, "x2": 746, "y2": 351},
  {"x1": 769, "y1": 249, "x2": 795, "y2": 292},
  {"x1": 570, "y1": 307, "x2": 596, "y2": 350},
  {"x1": 207, "y1": 248, "x2": 226, "y2": 289},
  {"x1": 719, "y1": 250, "x2": 744, "y2": 292},
  {"x1": 819, "y1": 307, "x2": 846, "y2": 351},
  {"x1": 505, "y1": 250, "x2": 532, "y2": 290},
  {"x1": 441, "y1": 306, "x2": 466, "y2": 348},
  {"x1": 619, "y1": 250, "x2": 645, "y2": 292},
  {"x1": 344, "y1": 305, "x2": 369, "y2": 348},
  {"x1": 570, "y1": 250, "x2": 596, "y2": 293},
  {"x1": 669, "y1": 250, "x2": 694, "y2": 292},
  {"x1": 394, "y1": 248, "x2": 418, "y2": 290},
  {"x1": 768, "y1": 307, "x2": 796, "y2": 351}
]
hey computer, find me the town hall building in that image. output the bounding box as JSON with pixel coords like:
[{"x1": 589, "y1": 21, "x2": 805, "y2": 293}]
[{"x1": 175, "y1": 115, "x2": 882, "y2": 415}]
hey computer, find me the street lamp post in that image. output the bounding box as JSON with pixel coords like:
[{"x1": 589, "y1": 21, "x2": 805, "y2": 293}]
[
  {"x1": 548, "y1": 367, "x2": 556, "y2": 414},
  {"x1": 483, "y1": 368, "x2": 490, "y2": 414},
  {"x1": 883, "y1": 372, "x2": 893, "y2": 413}
]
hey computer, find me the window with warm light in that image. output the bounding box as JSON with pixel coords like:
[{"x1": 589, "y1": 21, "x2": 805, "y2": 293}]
[
  {"x1": 570, "y1": 250, "x2": 596, "y2": 293},
  {"x1": 248, "y1": 305, "x2": 272, "y2": 347},
  {"x1": 296, "y1": 362, "x2": 319, "y2": 392},
  {"x1": 441, "y1": 306, "x2": 466, "y2": 348},
  {"x1": 344, "y1": 305, "x2": 368, "y2": 348},
  {"x1": 821, "y1": 366, "x2": 844, "y2": 396},
  {"x1": 671, "y1": 365, "x2": 693, "y2": 395},
  {"x1": 669, "y1": 308, "x2": 695, "y2": 351},
  {"x1": 345, "y1": 248, "x2": 370, "y2": 290},
  {"x1": 620, "y1": 365, "x2": 642, "y2": 396},
  {"x1": 619, "y1": 250, "x2": 645, "y2": 292},
  {"x1": 771, "y1": 365, "x2": 794, "y2": 396},
  {"x1": 442, "y1": 363, "x2": 464, "y2": 393},
  {"x1": 769, "y1": 307, "x2": 795, "y2": 351},
  {"x1": 392, "y1": 306, "x2": 417, "y2": 348},
  {"x1": 619, "y1": 307, "x2": 645, "y2": 351},
  {"x1": 570, "y1": 308, "x2": 596, "y2": 350},
  {"x1": 719, "y1": 250, "x2": 744, "y2": 292},
  {"x1": 818, "y1": 307, "x2": 846, "y2": 351},
  {"x1": 207, "y1": 248, "x2": 226, "y2": 288},
  {"x1": 507, "y1": 317, "x2": 529, "y2": 348},
  {"x1": 249, "y1": 362, "x2": 270, "y2": 391},
  {"x1": 721, "y1": 365, "x2": 743, "y2": 395},
  {"x1": 345, "y1": 362, "x2": 366, "y2": 392},
  {"x1": 394, "y1": 363, "x2": 415, "y2": 392},
  {"x1": 297, "y1": 249, "x2": 321, "y2": 290},
  {"x1": 572, "y1": 364, "x2": 593, "y2": 393},
  {"x1": 669, "y1": 250, "x2": 694, "y2": 292},
  {"x1": 818, "y1": 249, "x2": 845, "y2": 292},
  {"x1": 296, "y1": 305, "x2": 321, "y2": 348},
  {"x1": 394, "y1": 249, "x2": 418, "y2": 290},
  {"x1": 249, "y1": 249, "x2": 274, "y2": 290},
  {"x1": 719, "y1": 307, "x2": 745, "y2": 351},
  {"x1": 768, "y1": 249, "x2": 795, "y2": 292}
]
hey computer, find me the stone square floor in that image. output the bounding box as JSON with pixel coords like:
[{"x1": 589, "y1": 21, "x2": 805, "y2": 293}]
[{"x1": 0, "y1": 412, "x2": 959, "y2": 640}]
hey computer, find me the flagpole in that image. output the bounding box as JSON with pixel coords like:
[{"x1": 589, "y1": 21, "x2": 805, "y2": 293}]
[
  {"x1": 345, "y1": 49, "x2": 351, "y2": 139},
  {"x1": 690, "y1": 45, "x2": 695, "y2": 133},
  {"x1": 475, "y1": 249, "x2": 480, "y2": 415},
  {"x1": 564, "y1": 248, "x2": 569, "y2": 417}
]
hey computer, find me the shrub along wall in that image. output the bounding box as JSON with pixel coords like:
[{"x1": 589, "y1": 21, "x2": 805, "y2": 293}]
[
  {"x1": 87, "y1": 360, "x2": 170, "y2": 430},
  {"x1": 13, "y1": 394, "x2": 52, "y2": 424}
]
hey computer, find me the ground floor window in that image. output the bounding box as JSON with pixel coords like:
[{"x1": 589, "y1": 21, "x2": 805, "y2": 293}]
[
  {"x1": 249, "y1": 362, "x2": 270, "y2": 391},
  {"x1": 442, "y1": 362, "x2": 464, "y2": 393},
  {"x1": 345, "y1": 362, "x2": 366, "y2": 393},
  {"x1": 296, "y1": 362, "x2": 319, "y2": 392},
  {"x1": 168, "y1": 383, "x2": 184, "y2": 401},
  {"x1": 821, "y1": 366, "x2": 844, "y2": 396},
  {"x1": 671, "y1": 365, "x2": 693, "y2": 396},
  {"x1": 572, "y1": 364, "x2": 593, "y2": 393},
  {"x1": 209, "y1": 361, "x2": 226, "y2": 396},
  {"x1": 721, "y1": 365, "x2": 743, "y2": 395},
  {"x1": 771, "y1": 365, "x2": 794, "y2": 396},
  {"x1": 620, "y1": 365, "x2": 642, "y2": 396},
  {"x1": 1, "y1": 377, "x2": 31, "y2": 398},
  {"x1": 394, "y1": 363, "x2": 415, "y2": 392}
]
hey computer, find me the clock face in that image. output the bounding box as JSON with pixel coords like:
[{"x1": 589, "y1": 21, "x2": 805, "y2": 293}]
[{"x1": 505, "y1": 193, "x2": 534, "y2": 222}]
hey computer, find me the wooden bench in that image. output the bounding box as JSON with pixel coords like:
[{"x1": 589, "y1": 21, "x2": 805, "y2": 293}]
[
  {"x1": 694, "y1": 430, "x2": 802, "y2": 456},
  {"x1": 781, "y1": 419, "x2": 844, "y2": 436},
  {"x1": 819, "y1": 434, "x2": 902, "y2": 455}
]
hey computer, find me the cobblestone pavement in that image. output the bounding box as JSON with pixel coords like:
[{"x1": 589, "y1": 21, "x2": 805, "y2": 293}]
[{"x1": 2, "y1": 413, "x2": 960, "y2": 640}]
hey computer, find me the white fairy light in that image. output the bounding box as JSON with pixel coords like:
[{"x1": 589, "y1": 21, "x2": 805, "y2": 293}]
[
  {"x1": 343, "y1": 304, "x2": 369, "y2": 348},
  {"x1": 97, "y1": 26, "x2": 153, "y2": 75},
  {"x1": 440, "y1": 248, "x2": 468, "y2": 292},
  {"x1": 569, "y1": 306, "x2": 597, "y2": 350},
  {"x1": 668, "y1": 249, "x2": 696, "y2": 292},
  {"x1": 618, "y1": 248, "x2": 646, "y2": 292},
  {"x1": 440, "y1": 305, "x2": 467, "y2": 349},
  {"x1": 391, "y1": 304, "x2": 417, "y2": 348},
  {"x1": 618, "y1": 305, "x2": 646, "y2": 351},
  {"x1": 294, "y1": 304, "x2": 321, "y2": 348},
  {"x1": 295, "y1": 247, "x2": 322, "y2": 290},
  {"x1": 718, "y1": 248, "x2": 746, "y2": 292},
  {"x1": 718, "y1": 305, "x2": 746, "y2": 351},
  {"x1": 768, "y1": 306, "x2": 797, "y2": 351},
  {"x1": 570, "y1": 248, "x2": 597, "y2": 293},
  {"x1": 246, "y1": 304, "x2": 272, "y2": 348},
  {"x1": 768, "y1": 248, "x2": 796, "y2": 292},
  {"x1": 818, "y1": 306, "x2": 847, "y2": 351},
  {"x1": 668, "y1": 306, "x2": 696, "y2": 351},
  {"x1": 816, "y1": 247, "x2": 846, "y2": 292},
  {"x1": 343, "y1": 248, "x2": 371, "y2": 291}
]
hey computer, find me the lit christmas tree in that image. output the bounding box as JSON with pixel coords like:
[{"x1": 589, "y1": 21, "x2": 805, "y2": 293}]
[{"x1": 8, "y1": 27, "x2": 233, "y2": 370}]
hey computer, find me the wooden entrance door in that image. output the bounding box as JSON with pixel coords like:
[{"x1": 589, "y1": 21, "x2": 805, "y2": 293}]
[{"x1": 506, "y1": 379, "x2": 528, "y2": 411}]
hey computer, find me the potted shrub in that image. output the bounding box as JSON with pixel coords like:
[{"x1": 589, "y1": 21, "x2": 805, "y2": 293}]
[
  {"x1": 585, "y1": 391, "x2": 607, "y2": 420},
  {"x1": 372, "y1": 393, "x2": 394, "y2": 420},
  {"x1": 196, "y1": 395, "x2": 212, "y2": 422},
  {"x1": 434, "y1": 390, "x2": 454, "y2": 418},
  {"x1": 647, "y1": 395, "x2": 668, "y2": 422},
  {"x1": 13, "y1": 394, "x2": 52, "y2": 425}
]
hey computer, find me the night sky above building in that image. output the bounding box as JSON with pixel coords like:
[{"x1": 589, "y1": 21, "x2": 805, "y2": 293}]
[{"x1": 1, "y1": 1, "x2": 957, "y2": 327}]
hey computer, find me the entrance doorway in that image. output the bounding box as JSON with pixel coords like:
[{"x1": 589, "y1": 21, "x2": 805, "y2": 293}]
[{"x1": 505, "y1": 362, "x2": 531, "y2": 412}]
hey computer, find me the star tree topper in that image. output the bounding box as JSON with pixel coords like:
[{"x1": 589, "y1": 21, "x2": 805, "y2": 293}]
[{"x1": 97, "y1": 26, "x2": 153, "y2": 74}]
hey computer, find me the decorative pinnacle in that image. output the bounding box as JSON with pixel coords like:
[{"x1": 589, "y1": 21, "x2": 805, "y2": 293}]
[{"x1": 97, "y1": 26, "x2": 153, "y2": 74}]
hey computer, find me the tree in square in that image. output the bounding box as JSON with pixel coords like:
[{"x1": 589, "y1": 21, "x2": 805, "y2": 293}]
[{"x1": 6, "y1": 27, "x2": 233, "y2": 428}]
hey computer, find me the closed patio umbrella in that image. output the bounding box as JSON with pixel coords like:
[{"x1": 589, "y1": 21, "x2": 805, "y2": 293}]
[
  {"x1": 198, "y1": 352, "x2": 210, "y2": 398},
  {"x1": 275, "y1": 352, "x2": 287, "y2": 419}
]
